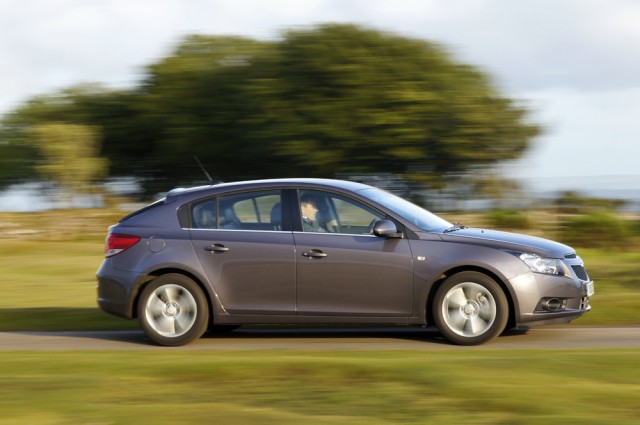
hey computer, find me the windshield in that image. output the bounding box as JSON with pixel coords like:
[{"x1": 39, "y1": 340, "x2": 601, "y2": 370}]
[{"x1": 358, "y1": 188, "x2": 452, "y2": 232}]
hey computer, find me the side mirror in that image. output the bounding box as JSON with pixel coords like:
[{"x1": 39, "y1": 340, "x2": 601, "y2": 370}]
[{"x1": 373, "y1": 220, "x2": 402, "y2": 238}]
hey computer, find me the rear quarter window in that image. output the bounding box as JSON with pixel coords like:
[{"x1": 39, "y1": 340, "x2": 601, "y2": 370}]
[
  {"x1": 119, "y1": 199, "x2": 165, "y2": 223},
  {"x1": 190, "y1": 198, "x2": 217, "y2": 229}
]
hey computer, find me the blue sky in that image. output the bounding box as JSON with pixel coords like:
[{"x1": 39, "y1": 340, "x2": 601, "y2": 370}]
[{"x1": 1, "y1": 0, "x2": 639, "y2": 191}]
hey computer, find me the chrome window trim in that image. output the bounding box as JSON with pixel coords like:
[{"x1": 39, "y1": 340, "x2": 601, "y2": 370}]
[
  {"x1": 292, "y1": 231, "x2": 378, "y2": 238},
  {"x1": 185, "y1": 227, "x2": 293, "y2": 234}
]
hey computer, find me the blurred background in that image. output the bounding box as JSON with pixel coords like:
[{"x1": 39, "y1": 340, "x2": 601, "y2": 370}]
[{"x1": 2, "y1": 1, "x2": 639, "y2": 249}]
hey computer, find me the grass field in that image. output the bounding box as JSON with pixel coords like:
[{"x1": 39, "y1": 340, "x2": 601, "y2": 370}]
[{"x1": 1, "y1": 349, "x2": 639, "y2": 424}]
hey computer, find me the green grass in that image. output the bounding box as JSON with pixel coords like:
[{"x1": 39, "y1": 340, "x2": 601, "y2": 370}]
[
  {"x1": 576, "y1": 249, "x2": 640, "y2": 325},
  {"x1": 0, "y1": 349, "x2": 639, "y2": 424},
  {"x1": 0, "y1": 238, "x2": 137, "y2": 330}
]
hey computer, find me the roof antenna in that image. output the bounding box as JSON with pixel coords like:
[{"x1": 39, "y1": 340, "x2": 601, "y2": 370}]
[{"x1": 194, "y1": 155, "x2": 214, "y2": 184}]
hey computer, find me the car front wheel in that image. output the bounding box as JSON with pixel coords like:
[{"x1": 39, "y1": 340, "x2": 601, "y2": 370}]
[
  {"x1": 137, "y1": 274, "x2": 209, "y2": 346},
  {"x1": 433, "y1": 271, "x2": 508, "y2": 345}
]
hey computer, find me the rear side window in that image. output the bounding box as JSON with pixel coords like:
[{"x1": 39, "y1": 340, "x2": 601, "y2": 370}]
[
  {"x1": 231, "y1": 194, "x2": 280, "y2": 224},
  {"x1": 190, "y1": 190, "x2": 283, "y2": 231}
]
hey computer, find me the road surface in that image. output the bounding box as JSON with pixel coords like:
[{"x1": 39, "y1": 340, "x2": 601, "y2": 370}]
[{"x1": 1, "y1": 326, "x2": 639, "y2": 350}]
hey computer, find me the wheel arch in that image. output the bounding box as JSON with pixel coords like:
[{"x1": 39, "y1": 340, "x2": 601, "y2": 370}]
[{"x1": 425, "y1": 265, "x2": 517, "y2": 329}]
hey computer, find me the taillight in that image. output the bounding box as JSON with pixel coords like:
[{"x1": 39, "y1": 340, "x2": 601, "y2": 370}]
[{"x1": 105, "y1": 233, "x2": 141, "y2": 258}]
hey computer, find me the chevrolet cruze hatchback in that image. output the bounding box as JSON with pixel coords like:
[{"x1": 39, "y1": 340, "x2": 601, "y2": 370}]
[{"x1": 97, "y1": 178, "x2": 594, "y2": 346}]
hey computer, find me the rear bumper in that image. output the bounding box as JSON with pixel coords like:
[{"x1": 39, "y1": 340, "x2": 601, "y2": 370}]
[
  {"x1": 97, "y1": 276, "x2": 132, "y2": 319},
  {"x1": 96, "y1": 261, "x2": 140, "y2": 320}
]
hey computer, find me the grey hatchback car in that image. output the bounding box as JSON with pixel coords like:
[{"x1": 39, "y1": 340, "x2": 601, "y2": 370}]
[{"x1": 97, "y1": 178, "x2": 594, "y2": 346}]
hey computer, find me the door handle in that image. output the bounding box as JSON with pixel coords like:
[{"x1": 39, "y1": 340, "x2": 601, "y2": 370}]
[
  {"x1": 302, "y1": 249, "x2": 327, "y2": 259},
  {"x1": 205, "y1": 244, "x2": 229, "y2": 253}
]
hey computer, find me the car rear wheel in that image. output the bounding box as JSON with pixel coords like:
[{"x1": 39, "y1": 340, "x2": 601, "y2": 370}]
[
  {"x1": 433, "y1": 271, "x2": 508, "y2": 345},
  {"x1": 137, "y1": 274, "x2": 209, "y2": 346}
]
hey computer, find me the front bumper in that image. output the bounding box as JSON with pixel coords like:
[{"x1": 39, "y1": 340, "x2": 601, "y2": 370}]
[
  {"x1": 511, "y1": 268, "x2": 594, "y2": 326},
  {"x1": 517, "y1": 302, "x2": 591, "y2": 326}
]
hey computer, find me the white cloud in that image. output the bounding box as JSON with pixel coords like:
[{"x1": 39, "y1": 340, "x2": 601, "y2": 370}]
[{"x1": 3, "y1": 0, "x2": 640, "y2": 106}]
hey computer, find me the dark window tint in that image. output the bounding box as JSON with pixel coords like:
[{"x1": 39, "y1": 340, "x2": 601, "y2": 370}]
[{"x1": 191, "y1": 190, "x2": 283, "y2": 231}]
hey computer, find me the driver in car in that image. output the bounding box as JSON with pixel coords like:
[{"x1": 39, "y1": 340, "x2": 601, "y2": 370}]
[{"x1": 300, "y1": 194, "x2": 326, "y2": 233}]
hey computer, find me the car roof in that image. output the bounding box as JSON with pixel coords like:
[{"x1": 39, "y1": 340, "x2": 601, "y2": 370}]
[{"x1": 165, "y1": 178, "x2": 374, "y2": 203}]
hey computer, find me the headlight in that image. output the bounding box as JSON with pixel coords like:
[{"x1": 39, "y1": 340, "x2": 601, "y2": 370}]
[{"x1": 519, "y1": 253, "x2": 564, "y2": 276}]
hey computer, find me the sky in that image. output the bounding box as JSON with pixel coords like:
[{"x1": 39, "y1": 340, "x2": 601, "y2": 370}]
[{"x1": 1, "y1": 0, "x2": 639, "y2": 192}]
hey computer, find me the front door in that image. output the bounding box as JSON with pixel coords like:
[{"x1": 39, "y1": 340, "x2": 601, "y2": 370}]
[{"x1": 293, "y1": 190, "x2": 414, "y2": 316}]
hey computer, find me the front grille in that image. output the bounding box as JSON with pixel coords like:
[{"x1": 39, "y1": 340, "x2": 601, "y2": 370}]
[
  {"x1": 571, "y1": 265, "x2": 589, "y2": 281},
  {"x1": 564, "y1": 253, "x2": 577, "y2": 259}
]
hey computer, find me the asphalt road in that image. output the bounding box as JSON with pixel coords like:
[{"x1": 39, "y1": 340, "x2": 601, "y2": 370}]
[{"x1": 1, "y1": 326, "x2": 639, "y2": 350}]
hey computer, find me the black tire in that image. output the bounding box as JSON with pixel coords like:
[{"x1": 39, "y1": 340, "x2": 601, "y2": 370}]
[
  {"x1": 433, "y1": 271, "x2": 508, "y2": 346},
  {"x1": 137, "y1": 274, "x2": 209, "y2": 346}
]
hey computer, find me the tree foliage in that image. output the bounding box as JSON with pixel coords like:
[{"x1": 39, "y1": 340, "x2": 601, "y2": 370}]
[
  {"x1": 135, "y1": 35, "x2": 277, "y2": 188},
  {"x1": 31, "y1": 123, "x2": 108, "y2": 195},
  {"x1": 0, "y1": 24, "x2": 540, "y2": 195},
  {"x1": 254, "y1": 25, "x2": 539, "y2": 181},
  {"x1": 0, "y1": 85, "x2": 127, "y2": 189}
]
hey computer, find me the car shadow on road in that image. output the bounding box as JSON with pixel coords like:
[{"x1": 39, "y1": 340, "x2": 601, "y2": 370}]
[
  {"x1": 2, "y1": 306, "x2": 531, "y2": 348},
  {"x1": 87, "y1": 325, "x2": 532, "y2": 348},
  {"x1": 207, "y1": 325, "x2": 448, "y2": 343},
  {"x1": 204, "y1": 324, "x2": 531, "y2": 344},
  {"x1": 9, "y1": 326, "x2": 453, "y2": 348},
  {"x1": 30, "y1": 325, "x2": 457, "y2": 347},
  {"x1": 0, "y1": 307, "x2": 138, "y2": 332}
]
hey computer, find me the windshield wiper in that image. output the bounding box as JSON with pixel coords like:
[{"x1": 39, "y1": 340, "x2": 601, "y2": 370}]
[{"x1": 444, "y1": 223, "x2": 467, "y2": 233}]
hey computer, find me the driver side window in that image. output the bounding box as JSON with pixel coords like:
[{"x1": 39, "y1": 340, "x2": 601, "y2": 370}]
[{"x1": 299, "y1": 190, "x2": 384, "y2": 235}]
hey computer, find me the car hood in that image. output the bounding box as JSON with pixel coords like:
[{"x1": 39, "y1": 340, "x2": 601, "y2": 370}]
[{"x1": 433, "y1": 227, "x2": 575, "y2": 258}]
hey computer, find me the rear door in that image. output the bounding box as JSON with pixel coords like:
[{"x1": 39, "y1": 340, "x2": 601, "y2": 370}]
[{"x1": 189, "y1": 189, "x2": 296, "y2": 314}]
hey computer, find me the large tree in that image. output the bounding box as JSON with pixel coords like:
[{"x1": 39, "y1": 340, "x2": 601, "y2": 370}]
[
  {"x1": 135, "y1": 35, "x2": 277, "y2": 189},
  {"x1": 252, "y1": 24, "x2": 539, "y2": 184},
  {"x1": 1, "y1": 24, "x2": 540, "y2": 195}
]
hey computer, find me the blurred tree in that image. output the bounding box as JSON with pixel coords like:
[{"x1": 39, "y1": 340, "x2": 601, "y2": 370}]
[
  {"x1": 30, "y1": 123, "x2": 108, "y2": 196},
  {"x1": 1, "y1": 24, "x2": 540, "y2": 195},
  {"x1": 554, "y1": 190, "x2": 628, "y2": 213},
  {"x1": 0, "y1": 85, "x2": 140, "y2": 188},
  {"x1": 251, "y1": 24, "x2": 539, "y2": 186},
  {"x1": 133, "y1": 25, "x2": 539, "y2": 192},
  {"x1": 471, "y1": 173, "x2": 525, "y2": 208},
  {"x1": 0, "y1": 136, "x2": 39, "y2": 188},
  {"x1": 133, "y1": 35, "x2": 279, "y2": 192}
]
